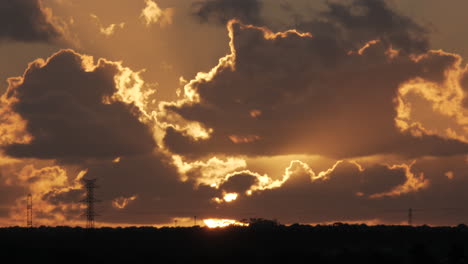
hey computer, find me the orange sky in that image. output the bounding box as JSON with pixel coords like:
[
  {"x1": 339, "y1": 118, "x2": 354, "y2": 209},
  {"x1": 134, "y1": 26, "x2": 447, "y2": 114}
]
[{"x1": 0, "y1": 0, "x2": 466, "y2": 228}]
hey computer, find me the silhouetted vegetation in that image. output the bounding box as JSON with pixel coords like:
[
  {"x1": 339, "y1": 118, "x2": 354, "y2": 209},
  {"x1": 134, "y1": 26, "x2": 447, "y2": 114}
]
[{"x1": 2, "y1": 223, "x2": 468, "y2": 263}]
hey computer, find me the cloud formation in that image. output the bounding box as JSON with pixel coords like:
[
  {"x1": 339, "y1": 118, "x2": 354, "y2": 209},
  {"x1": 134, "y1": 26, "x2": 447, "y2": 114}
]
[
  {"x1": 395, "y1": 51, "x2": 468, "y2": 144},
  {"x1": 3, "y1": 161, "x2": 86, "y2": 226},
  {"x1": 0, "y1": 0, "x2": 61, "y2": 42},
  {"x1": 90, "y1": 14, "x2": 125, "y2": 37},
  {"x1": 2, "y1": 50, "x2": 156, "y2": 163},
  {"x1": 140, "y1": 0, "x2": 174, "y2": 27},
  {"x1": 191, "y1": 0, "x2": 262, "y2": 25},
  {"x1": 314, "y1": 0, "x2": 430, "y2": 53},
  {"x1": 0, "y1": 48, "x2": 225, "y2": 225},
  {"x1": 162, "y1": 0, "x2": 468, "y2": 159},
  {"x1": 206, "y1": 158, "x2": 443, "y2": 223}
]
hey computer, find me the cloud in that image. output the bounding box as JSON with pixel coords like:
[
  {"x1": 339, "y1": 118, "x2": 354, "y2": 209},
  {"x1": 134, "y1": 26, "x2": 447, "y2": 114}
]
[
  {"x1": 2, "y1": 49, "x2": 156, "y2": 163},
  {"x1": 219, "y1": 173, "x2": 258, "y2": 193},
  {"x1": 0, "y1": 103, "x2": 32, "y2": 146},
  {"x1": 191, "y1": 0, "x2": 262, "y2": 26},
  {"x1": 80, "y1": 152, "x2": 219, "y2": 224},
  {"x1": 0, "y1": 48, "x2": 221, "y2": 226},
  {"x1": 0, "y1": 174, "x2": 26, "y2": 218},
  {"x1": 161, "y1": 19, "x2": 468, "y2": 159},
  {"x1": 207, "y1": 159, "x2": 342, "y2": 204},
  {"x1": 461, "y1": 71, "x2": 468, "y2": 109},
  {"x1": 4, "y1": 162, "x2": 86, "y2": 226},
  {"x1": 395, "y1": 50, "x2": 468, "y2": 144},
  {"x1": 0, "y1": 151, "x2": 221, "y2": 226},
  {"x1": 315, "y1": 0, "x2": 430, "y2": 53},
  {"x1": 90, "y1": 14, "x2": 125, "y2": 37},
  {"x1": 0, "y1": 0, "x2": 62, "y2": 42},
  {"x1": 172, "y1": 155, "x2": 246, "y2": 186},
  {"x1": 208, "y1": 159, "x2": 432, "y2": 223},
  {"x1": 223, "y1": 155, "x2": 466, "y2": 226},
  {"x1": 140, "y1": 0, "x2": 174, "y2": 27},
  {"x1": 112, "y1": 195, "x2": 137, "y2": 209},
  {"x1": 369, "y1": 161, "x2": 429, "y2": 198}
]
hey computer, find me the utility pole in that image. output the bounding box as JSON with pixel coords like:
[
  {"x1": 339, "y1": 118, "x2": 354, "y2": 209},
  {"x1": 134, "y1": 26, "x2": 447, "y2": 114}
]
[
  {"x1": 408, "y1": 208, "x2": 413, "y2": 226},
  {"x1": 26, "y1": 194, "x2": 32, "y2": 228},
  {"x1": 82, "y1": 179, "x2": 98, "y2": 228}
]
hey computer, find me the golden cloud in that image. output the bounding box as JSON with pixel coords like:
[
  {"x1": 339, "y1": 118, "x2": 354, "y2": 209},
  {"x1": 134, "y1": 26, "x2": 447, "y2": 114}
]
[{"x1": 140, "y1": 0, "x2": 174, "y2": 28}]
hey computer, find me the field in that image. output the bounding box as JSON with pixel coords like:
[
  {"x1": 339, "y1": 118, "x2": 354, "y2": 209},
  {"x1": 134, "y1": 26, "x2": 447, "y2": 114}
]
[{"x1": 3, "y1": 223, "x2": 468, "y2": 263}]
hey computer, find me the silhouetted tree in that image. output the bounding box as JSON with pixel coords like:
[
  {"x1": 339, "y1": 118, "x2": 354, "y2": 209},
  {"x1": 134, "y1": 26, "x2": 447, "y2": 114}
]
[{"x1": 248, "y1": 218, "x2": 280, "y2": 229}]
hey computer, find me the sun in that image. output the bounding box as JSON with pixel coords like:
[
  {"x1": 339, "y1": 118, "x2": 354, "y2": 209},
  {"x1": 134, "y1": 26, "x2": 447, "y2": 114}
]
[{"x1": 203, "y1": 218, "x2": 249, "y2": 228}]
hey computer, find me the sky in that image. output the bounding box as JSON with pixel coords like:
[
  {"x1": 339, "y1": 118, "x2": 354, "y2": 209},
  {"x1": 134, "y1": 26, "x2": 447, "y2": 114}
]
[{"x1": 0, "y1": 0, "x2": 467, "y2": 227}]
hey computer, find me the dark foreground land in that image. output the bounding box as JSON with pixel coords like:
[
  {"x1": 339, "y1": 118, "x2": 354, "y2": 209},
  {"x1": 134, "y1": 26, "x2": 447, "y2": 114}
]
[{"x1": 3, "y1": 222, "x2": 468, "y2": 264}]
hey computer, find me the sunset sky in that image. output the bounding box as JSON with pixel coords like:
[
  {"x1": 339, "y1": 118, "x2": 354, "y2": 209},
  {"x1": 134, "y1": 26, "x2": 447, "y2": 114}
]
[{"x1": 0, "y1": 0, "x2": 467, "y2": 227}]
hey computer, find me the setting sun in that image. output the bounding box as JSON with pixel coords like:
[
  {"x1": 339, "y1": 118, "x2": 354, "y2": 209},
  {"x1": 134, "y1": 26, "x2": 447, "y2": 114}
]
[{"x1": 203, "y1": 219, "x2": 249, "y2": 228}]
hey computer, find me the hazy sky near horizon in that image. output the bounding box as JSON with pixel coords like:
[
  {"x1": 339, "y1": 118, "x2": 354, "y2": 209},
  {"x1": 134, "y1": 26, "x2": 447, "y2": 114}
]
[{"x1": 0, "y1": 0, "x2": 467, "y2": 227}]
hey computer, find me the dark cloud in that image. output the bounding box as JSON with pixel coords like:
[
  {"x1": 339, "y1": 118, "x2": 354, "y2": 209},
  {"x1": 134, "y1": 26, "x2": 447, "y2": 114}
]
[
  {"x1": 210, "y1": 157, "x2": 467, "y2": 225},
  {"x1": 162, "y1": 19, "x2": 468, "y2": 159},
  {"x1": 0, "y1": 0, "x2": 61, "y2": 42},
  {"x1": 191, "y1": 0, "x2": 262, "y2": 25},
  {"x1": 357, "y1": 165, "x2": 407, "y2": 195},
  {"x1": 70, "y1": 153, "x2": 217, "y2": 224},
  {"x1": 4, "y1": 153, "x2": 467, "y2": 226},
  {"x1": 42, "y1": 188, "x2": 84, "y2": 206},
  {"x1": 101, "y1": 153, "x2": 468, "y2": 226},
  {"x1": 219, "y1": 173, "x2": 258, "y2": 193},
  {"x1": 317, "y1": 0, "x2": 430, "y2": 53},
  {"x1": 0, "y1": 49, "x2": 222, "y2": 225},
  {"x1": 3, "y1": 50, "x2": 156, "y2": 163}
]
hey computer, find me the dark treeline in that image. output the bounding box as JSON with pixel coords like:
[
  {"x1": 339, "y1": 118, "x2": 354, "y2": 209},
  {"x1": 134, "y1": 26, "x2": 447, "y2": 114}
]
[{"x1": 3, "y1": 221, "x2": 468, "y2": 264}]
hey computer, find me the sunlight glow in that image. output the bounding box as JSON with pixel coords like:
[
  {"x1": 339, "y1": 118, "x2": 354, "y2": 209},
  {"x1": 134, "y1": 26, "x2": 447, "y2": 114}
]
[
  {"x1": 228, "y1": 135, "x2": 260, "y2": 144},
  {"x1": 203, "y1": 219, "x2": 249, "y2": 228},
  {"x1": 223, "y1": 192, "x2": 238, "y2": 202}
]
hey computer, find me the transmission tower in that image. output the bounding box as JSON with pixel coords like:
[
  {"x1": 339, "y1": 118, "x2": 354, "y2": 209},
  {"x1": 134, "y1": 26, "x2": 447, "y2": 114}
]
[
  {"x1": 408, "y1": 208, "x2": 413, "y2": 226},
  {"x1": 82, "y1": 179, "x2": 99, "y2": 228},
  {"x1": 26, "y1": 194, "x2": 32, "y2": 228}
]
